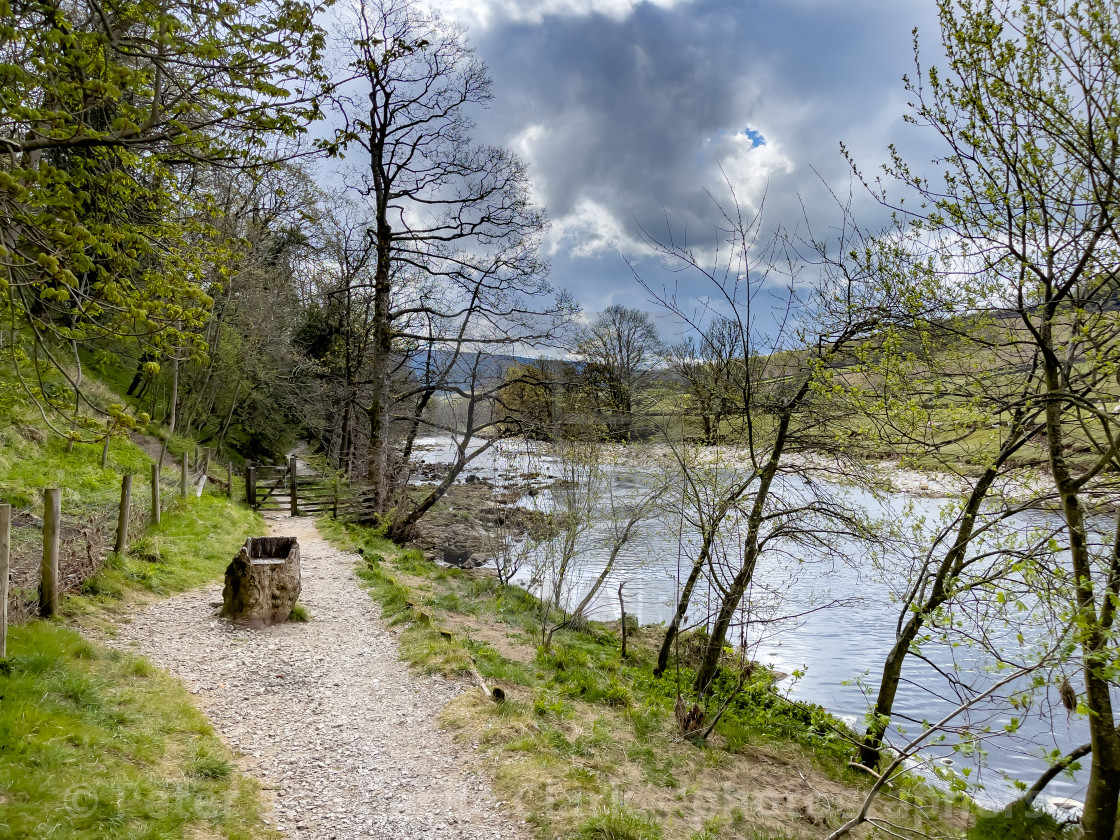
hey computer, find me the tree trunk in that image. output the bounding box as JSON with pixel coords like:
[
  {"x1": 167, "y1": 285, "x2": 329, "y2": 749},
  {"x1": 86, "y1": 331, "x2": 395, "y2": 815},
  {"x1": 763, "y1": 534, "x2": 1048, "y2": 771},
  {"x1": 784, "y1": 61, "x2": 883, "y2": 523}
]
[
  {"x1": 1045, "y1": 351, "x2": 1120, "y2": 839},
  {"x1": 858, "y1": 428, "x2": 1027, "y2": 767},
  {"x1": 215, "y1": 382, "x2": 242, "y2": 450},
  {"x1": 220, "y1": 537, "x2": 302, "y2": 628},
  {"x1": 168, "y1": 357, "x2": 179, "y2": 435},
  {"x1": 126, "y1": 354, "x2": 150, "y2": 396},
  {"x1": 400, "y1": 389, "x2": 434, "y2": 465},
  {"x1": 655, "y1": 531, "x2": 715, "y2": 676},
  {"x1": 693, "y1": 425, "x2": 787, "y2": 694},
  {"x1": 366, "y1": 216, "x2": 394, "y2": 511},
  {"x1": 387, "y1": 435, "x2": 502, "y2": 542}
]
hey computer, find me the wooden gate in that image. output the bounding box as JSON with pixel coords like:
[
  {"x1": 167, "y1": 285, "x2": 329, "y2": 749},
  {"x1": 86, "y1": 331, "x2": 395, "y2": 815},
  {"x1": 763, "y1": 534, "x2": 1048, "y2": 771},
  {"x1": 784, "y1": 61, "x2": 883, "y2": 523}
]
[
  {"x1": 246, "y1": 457, "x2": 341, "y2": 517},
  {"x1": 245, "y1": 457, "x2": 383, "y2": 519}
]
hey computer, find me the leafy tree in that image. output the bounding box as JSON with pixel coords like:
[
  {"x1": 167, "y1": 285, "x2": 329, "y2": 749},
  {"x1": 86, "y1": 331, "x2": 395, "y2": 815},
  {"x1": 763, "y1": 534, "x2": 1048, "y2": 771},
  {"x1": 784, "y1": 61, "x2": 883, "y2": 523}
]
[
  {"x1": 172, "y1": 165, "x2": 321, "y2": 456},
  {"x1": 495, "y1": 360, "x2": 576, "y2": 440},
  {"x1": 0, "y1": 0, "x2": 330, "y2": 432},
  {"x1": 860, "y1": 1, "x2": 1120, "y2": 832}
]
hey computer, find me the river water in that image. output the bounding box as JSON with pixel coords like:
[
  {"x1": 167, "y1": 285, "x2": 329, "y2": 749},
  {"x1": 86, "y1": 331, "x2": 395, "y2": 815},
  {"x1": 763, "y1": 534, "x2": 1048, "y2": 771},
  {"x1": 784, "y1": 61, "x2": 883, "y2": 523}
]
[{"x1": 412, "y1": 436, "x2": 1098, "y2": 810}]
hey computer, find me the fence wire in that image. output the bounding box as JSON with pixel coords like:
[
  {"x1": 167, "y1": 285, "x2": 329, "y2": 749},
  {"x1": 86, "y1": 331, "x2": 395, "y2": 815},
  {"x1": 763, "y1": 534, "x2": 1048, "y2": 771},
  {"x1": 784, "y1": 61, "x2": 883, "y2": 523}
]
[{"x1": 4, "y1": 454, "x2": 240, "y2": 621}]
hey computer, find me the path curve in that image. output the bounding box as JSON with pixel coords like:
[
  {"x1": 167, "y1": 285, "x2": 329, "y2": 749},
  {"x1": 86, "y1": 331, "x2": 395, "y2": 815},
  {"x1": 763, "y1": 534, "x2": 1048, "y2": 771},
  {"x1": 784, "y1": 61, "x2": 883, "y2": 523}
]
[{"x1": 102, "y1": 515, "x2": 526, "y2": 840}]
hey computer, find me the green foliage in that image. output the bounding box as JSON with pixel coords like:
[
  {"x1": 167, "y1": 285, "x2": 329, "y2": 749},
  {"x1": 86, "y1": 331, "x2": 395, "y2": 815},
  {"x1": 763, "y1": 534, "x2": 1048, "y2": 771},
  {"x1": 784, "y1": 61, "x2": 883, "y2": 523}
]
[
  {"x1": 0, "y1": 0, "x2": 330, "y2": 432},
  {"x1": 0, "y1": 622, "x2": 272, "y2": 839},
  {"x1": 969, "y1": 802, "x2": 1068, "y2": 840},
  {"x1": 394, "y1": 548, "x2": 433, "y2": 575},
  {"x1": 186, "y1": 744, "x2": 234, "y2": 780},
  {"x1": 288, "y1": 603, "x2": 310, "y2": 623},
  {"x1": 634, "y1": 665, "x2": 854, "y2": 764}
]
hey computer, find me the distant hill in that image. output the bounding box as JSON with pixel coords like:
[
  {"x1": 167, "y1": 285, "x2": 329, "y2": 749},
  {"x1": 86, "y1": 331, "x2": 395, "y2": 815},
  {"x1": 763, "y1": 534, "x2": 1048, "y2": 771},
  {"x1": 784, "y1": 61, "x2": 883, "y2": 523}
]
[{"x1": 407, "y1": 349, "x2": 546, "y2": 390}]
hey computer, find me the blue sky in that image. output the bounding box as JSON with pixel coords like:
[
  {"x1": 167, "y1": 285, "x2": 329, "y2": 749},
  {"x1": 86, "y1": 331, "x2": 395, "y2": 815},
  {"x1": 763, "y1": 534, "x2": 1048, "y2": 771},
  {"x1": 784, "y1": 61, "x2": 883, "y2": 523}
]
[{"x1": 419, "y1": 0, "x2": 943, "y2": 333}]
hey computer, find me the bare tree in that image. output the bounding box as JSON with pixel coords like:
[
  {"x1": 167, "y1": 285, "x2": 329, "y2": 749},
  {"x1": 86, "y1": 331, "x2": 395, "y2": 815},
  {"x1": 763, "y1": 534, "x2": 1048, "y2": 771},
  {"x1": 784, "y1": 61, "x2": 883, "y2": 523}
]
[
  {"x1": 331, "y1": 0, "x2": 570, "y2": 518},
  {"x1": 575, "y1": 305, "x2": 663, "y2": 441},
  {"x1": 667, "y1": 315, "x2": 744, "y2": 445},
  {"x1": 637, "y1": 190, "x2": 909, "y2": 695}
]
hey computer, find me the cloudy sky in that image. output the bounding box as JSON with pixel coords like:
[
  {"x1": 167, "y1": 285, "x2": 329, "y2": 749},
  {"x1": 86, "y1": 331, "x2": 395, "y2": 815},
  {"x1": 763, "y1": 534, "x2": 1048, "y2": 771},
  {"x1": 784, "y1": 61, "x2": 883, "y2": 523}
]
[{"x1": 333, "y1": 0, "x2": 945, "y2": 332}]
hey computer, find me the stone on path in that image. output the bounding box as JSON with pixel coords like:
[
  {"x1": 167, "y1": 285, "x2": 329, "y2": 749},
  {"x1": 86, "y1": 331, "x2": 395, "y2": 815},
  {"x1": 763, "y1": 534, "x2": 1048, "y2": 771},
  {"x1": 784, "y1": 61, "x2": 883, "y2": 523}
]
[{"x1": 221, "y1": 536, "x2": 301, "y2": 628}]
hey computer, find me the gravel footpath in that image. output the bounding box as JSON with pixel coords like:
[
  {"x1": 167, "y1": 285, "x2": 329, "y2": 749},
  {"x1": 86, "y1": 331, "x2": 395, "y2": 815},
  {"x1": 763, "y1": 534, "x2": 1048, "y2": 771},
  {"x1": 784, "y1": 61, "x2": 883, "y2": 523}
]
[{"x1": 99, "y1": 514, "x2": 527, "y2": 840}]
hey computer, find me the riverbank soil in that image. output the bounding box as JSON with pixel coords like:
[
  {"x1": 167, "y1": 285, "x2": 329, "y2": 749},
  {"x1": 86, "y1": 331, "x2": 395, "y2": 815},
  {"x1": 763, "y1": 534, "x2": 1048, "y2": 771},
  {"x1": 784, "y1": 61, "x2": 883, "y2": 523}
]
[
  {"x1": 321, "y1": 517, "x2": 974, "y2": 840},
  {"x1": 96, "y1": 514, "x2": 528, "y2": 840}
]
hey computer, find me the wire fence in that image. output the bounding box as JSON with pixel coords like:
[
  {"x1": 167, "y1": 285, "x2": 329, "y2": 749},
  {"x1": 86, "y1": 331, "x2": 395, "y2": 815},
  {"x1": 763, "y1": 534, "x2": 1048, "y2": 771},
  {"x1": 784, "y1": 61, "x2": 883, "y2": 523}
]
[{"x1": 3, "y1": 450, "x2": 242, "y2": 623}]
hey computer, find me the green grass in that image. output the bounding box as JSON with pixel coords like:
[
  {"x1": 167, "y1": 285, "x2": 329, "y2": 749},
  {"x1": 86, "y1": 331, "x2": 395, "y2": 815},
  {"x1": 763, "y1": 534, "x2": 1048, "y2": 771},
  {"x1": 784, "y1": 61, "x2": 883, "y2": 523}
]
[
  {"x1": 319, "y1": 516, "x2": 959, "y2": 840},
  {"x1": 288, "y1": 603, "x2": 310, "y2": 622},
  {"x1": 0, "y1": 422, "x2": 151, "y2": 510},
  {"x1": 0, "y1": 354, "x2": 274, "y2": 839},
  {"x1": 968, "y1": 802, "x2": 1069, "y2": 839},
  {"x1": 0, "y1": 622, "x2": 276, "y2": 840},
  {"x1": 577, "y1": 800, "x2": 664, "y2": 840}
]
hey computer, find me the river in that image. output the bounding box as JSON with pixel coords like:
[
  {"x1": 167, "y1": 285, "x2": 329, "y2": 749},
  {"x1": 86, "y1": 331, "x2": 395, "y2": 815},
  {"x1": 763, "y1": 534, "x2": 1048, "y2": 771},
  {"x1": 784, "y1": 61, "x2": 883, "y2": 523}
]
[{"x1": 412, "y1": 436, "x2": 1099, "y2": 812}]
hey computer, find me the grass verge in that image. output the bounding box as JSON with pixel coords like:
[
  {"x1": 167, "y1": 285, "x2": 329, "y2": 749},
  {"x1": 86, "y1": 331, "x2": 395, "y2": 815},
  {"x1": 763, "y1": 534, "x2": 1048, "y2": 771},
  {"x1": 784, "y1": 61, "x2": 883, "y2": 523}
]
[
  {"x1": 64, "y1": 494, "x2": 261, "y2": 628},
  {"x1": 0, "y1": 618, "x2": 276, "y2": 840},
  {"x1": 319, "y1": 516, "x2": 971, "y2": 840},
  {"x1": 2, "y1": 362, "x2": 272, "y2": 839}
]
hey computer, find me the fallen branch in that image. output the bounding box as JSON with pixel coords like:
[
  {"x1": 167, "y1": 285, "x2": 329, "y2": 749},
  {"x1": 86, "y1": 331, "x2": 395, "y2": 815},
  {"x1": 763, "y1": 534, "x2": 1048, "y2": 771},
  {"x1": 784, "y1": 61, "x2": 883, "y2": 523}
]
[{"x1": 469, "y1": 664, "x2": 506, "y2": 703}]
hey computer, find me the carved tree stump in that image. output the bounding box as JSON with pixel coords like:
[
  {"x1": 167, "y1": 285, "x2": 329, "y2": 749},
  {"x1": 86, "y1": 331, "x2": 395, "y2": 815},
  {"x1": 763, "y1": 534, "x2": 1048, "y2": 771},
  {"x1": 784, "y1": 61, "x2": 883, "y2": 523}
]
[{"x1": 220, "y1": 536, "x2": 301, "y2": 628}]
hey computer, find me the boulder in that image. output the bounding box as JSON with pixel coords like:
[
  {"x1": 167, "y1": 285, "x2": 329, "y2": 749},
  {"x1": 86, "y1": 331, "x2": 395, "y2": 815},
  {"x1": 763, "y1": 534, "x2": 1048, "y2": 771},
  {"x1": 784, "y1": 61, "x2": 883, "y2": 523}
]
[{"x1": 220, "y1": 536, "x2": 301, "y2": 628}]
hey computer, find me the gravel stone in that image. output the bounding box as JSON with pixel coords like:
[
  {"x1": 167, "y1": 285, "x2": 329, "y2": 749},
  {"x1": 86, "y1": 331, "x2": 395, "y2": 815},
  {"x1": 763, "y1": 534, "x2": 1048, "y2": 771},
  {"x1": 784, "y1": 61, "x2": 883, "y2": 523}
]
[{"x1": 95, "y1": 514, "x2": 527, "y2": 840}]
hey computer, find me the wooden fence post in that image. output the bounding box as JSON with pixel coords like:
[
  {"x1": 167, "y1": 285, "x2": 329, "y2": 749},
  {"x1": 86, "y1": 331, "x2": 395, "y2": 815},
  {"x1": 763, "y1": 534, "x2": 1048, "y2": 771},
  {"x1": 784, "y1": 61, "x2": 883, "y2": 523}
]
[
  {"x1": 181, "y1": 451, "x2": 189, "y2": 498},
  {"x1": 40, "y1": 488, "x2": 60, "y2": 617},
  {"x1": 151, "y1": 463, "x2": 161, "y2": 525},
  {"x1": 289, "y1": 455, "x2": 298, "y2": 517},
  {"x1": 202, "y1": 448, "x2": 211, "y2": 479},
  {"x1": 115, "y1": 474, "x2": 132, "y2": 555},
  {"x1": 333, "y1": 475, "x2": 340, "y2": 519},
  {"x1": 227, "y1": 462, "x2": 234, "y2": 500},
  {"x1": 1, "y1": 503, "x2": 9, "y2": 657},
  {"x1": 247, "y1": 465, "x2": 256, "y2": 507}
]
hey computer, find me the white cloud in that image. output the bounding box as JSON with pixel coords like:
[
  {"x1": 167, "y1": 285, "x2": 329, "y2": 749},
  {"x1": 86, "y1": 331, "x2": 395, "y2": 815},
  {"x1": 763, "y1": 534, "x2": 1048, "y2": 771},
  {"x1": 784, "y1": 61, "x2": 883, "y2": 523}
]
[
  {"x1": 705, "y1": 130, "x2": 796, "y2": 211},
  {"x1": 433, "y1": 0, "x2": 696, "y2": 30},
  {"x1": 546, "y1": 197, "x2": 645, "y2": 258}
]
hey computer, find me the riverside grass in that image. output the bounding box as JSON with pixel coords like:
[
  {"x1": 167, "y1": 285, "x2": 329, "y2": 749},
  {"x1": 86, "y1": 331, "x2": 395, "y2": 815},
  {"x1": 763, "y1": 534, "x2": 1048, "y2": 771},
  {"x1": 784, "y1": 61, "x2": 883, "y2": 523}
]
[{"x1": 318, "y1": 517, "x2": 972, "y2": 840}]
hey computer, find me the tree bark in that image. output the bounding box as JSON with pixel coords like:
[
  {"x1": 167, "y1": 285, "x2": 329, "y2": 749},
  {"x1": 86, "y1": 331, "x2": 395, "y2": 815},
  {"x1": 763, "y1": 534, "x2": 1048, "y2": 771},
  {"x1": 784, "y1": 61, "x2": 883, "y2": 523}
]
[
  {"x1": 365, "y1": 223, "x2": 393, "y2": 511},
  {"x1": 693, "y1": 416, "x2": 789, "y2": 694},
  {"x1": 655, "y1": 530, "x2": 715, "y2": 677}
]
